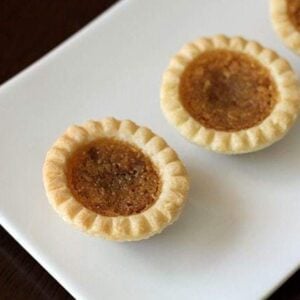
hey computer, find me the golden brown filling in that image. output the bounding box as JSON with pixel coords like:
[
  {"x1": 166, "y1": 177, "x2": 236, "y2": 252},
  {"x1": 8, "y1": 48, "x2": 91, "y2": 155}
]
[
  {"x1": 179, "y1": 50, "x2": 278, "y2": 131},
  {"x1": 287, "y1": 0, "x2": 300, "y2": 31},
  {"x1": 67, "y1": 138, "x2": 161, "y2": 217}
]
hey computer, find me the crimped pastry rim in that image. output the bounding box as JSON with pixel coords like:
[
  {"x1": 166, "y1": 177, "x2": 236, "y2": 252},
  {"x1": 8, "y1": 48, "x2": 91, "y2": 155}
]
[
  {"x1": 43, "y1": 118, "x2": 189, "y2": 241},
  {"x1": 270, "y1": 0, "x2": 300, "y2": 55},
  {"x1": 161, "y1": 35, "x2": 300, "y2": 154}
]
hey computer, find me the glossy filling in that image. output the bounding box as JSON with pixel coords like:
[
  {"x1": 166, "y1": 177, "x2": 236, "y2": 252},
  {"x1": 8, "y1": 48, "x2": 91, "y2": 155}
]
[
  {"x1": 287, "y1": 0, "x2": 300, "y2": 31},
  {"x1": 179, "y1": 50, "x2": 278, "y2": 131},
  {"x1": 67, "y1": 138, "x2": 161, "y2": 217}
]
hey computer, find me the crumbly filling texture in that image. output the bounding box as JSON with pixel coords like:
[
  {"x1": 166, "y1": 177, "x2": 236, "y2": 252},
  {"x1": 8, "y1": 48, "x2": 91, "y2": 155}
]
[
  {"x1": 287, "y1": 0, "x2": 300, "y2": 31},
  {"x1": 179, "y1": 50, "x2": 278, "y2": 132},
  {"x1": 67, "y1": 138, "x2": 161, "y2": 217}
]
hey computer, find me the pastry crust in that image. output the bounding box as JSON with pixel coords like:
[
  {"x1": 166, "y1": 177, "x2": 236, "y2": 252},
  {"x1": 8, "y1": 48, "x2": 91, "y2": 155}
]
[
  {"x1": 43, "y1": 118, "x2": 189, "y2": 241},
  {"x1": 271, "y1": 0, "x2": 300, "y2": 55},
  {"x1": 161, "y1": 35, "x2": 300, "y2": 154}
]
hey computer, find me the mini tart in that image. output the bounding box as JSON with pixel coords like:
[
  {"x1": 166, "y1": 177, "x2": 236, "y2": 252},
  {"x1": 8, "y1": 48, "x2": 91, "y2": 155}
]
[
  {"x1": 161, "y1": 35, "x2": 300, "y2": 154},
  {"x1": 43, "y1": 118, "x2": 189, "y2": 241},
  {"x1": 271, "y1": 0, "x2": 300, "y2": 55}
]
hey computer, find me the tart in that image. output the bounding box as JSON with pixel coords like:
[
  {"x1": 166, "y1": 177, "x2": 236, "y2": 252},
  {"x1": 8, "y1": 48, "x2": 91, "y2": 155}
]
[
  {"x1": 161, "y1": 35, "x2": 300, "y2": 154},
  {"x1": 43, "y1": 118, "x2": 189, "y2": 241},
  {"x1": 271, "y1": 0, "x2": 300, "y2": 55}
]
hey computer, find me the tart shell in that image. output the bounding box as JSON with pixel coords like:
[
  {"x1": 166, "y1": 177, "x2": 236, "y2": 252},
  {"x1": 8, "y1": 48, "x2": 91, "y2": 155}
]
[
  {"x1": 43, "y1": 118, "x2": 189, "y2": 241},
  {"x1": 161, "y1": 35, "x2": 300, "y2": 154},
  {"x1": 271, "y1": 0, "x2": 300, "y2": 55}
]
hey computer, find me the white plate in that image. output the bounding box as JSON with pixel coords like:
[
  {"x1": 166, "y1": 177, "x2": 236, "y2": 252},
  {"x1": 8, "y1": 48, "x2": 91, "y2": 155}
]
[{"x1": 1, "y1": 0, "x2": 300, "y2": 299}]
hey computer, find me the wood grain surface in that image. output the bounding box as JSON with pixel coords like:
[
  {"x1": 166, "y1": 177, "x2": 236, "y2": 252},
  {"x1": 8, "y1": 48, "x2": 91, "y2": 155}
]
[{"x1": 0, "y1": 1, "x2": 299, "y2": 299}]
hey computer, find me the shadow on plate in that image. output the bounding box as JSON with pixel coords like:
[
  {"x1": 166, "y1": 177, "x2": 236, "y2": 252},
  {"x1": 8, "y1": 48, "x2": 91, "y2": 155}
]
[
  {"x1": 119, "y1": 165, "x2": 244, "y2": 274},
  {"x1": 227, "y1": 120, "x2": 300, "y2": 184}
]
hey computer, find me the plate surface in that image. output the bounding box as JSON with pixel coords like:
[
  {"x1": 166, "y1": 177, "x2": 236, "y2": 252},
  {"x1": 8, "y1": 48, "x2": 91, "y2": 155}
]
[{"x1": 1, "y1": 0, "x2": 300, "y2": 299}]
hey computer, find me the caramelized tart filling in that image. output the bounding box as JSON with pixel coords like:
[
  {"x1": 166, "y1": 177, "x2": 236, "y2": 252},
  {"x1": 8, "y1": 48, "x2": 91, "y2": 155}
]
[
  {"x1": 287, "y1": 0, "x2": 300, "y2": 31},
  {"x1": 67, "y1": 138, "x2": 161, "y2": 217},
  {"x1": 179, "y1": 50, "x2": 278, "y2": 131}
]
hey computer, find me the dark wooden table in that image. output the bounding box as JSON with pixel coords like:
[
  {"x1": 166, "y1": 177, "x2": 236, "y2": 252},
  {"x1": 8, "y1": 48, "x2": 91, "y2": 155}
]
[{"x1": 0, "y1": 1, "x2": 299, "y2": 299}]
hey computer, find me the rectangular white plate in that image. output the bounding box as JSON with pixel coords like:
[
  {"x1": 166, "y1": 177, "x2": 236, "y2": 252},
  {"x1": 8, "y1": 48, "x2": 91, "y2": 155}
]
[{"x1": 1, "y1": 0, "x2": 300, "y2": 299}]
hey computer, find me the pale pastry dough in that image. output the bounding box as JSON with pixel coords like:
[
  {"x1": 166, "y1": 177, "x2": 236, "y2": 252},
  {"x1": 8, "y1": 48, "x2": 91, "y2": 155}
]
[
  {"x1": 271, "y1": 0, "x2": 300, "y2": 55},
  {"x1": 43, "y1": 118, "x2": 189, "y2": 241},
  {"x1": 161, "y1": 35, "x2": 300, "y2": 154}
]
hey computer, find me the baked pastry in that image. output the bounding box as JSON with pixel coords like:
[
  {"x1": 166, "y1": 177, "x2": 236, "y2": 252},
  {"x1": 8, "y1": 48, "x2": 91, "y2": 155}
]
[
  {"x1": 161, "y1": 35, "x2": 300, "y2": 154},
  {"x1": 43, "y1": 118, "x2": 189, "y2": 241},
  {"x1": 271, "y1": 0, "x2": 300, "y2": 55}
]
